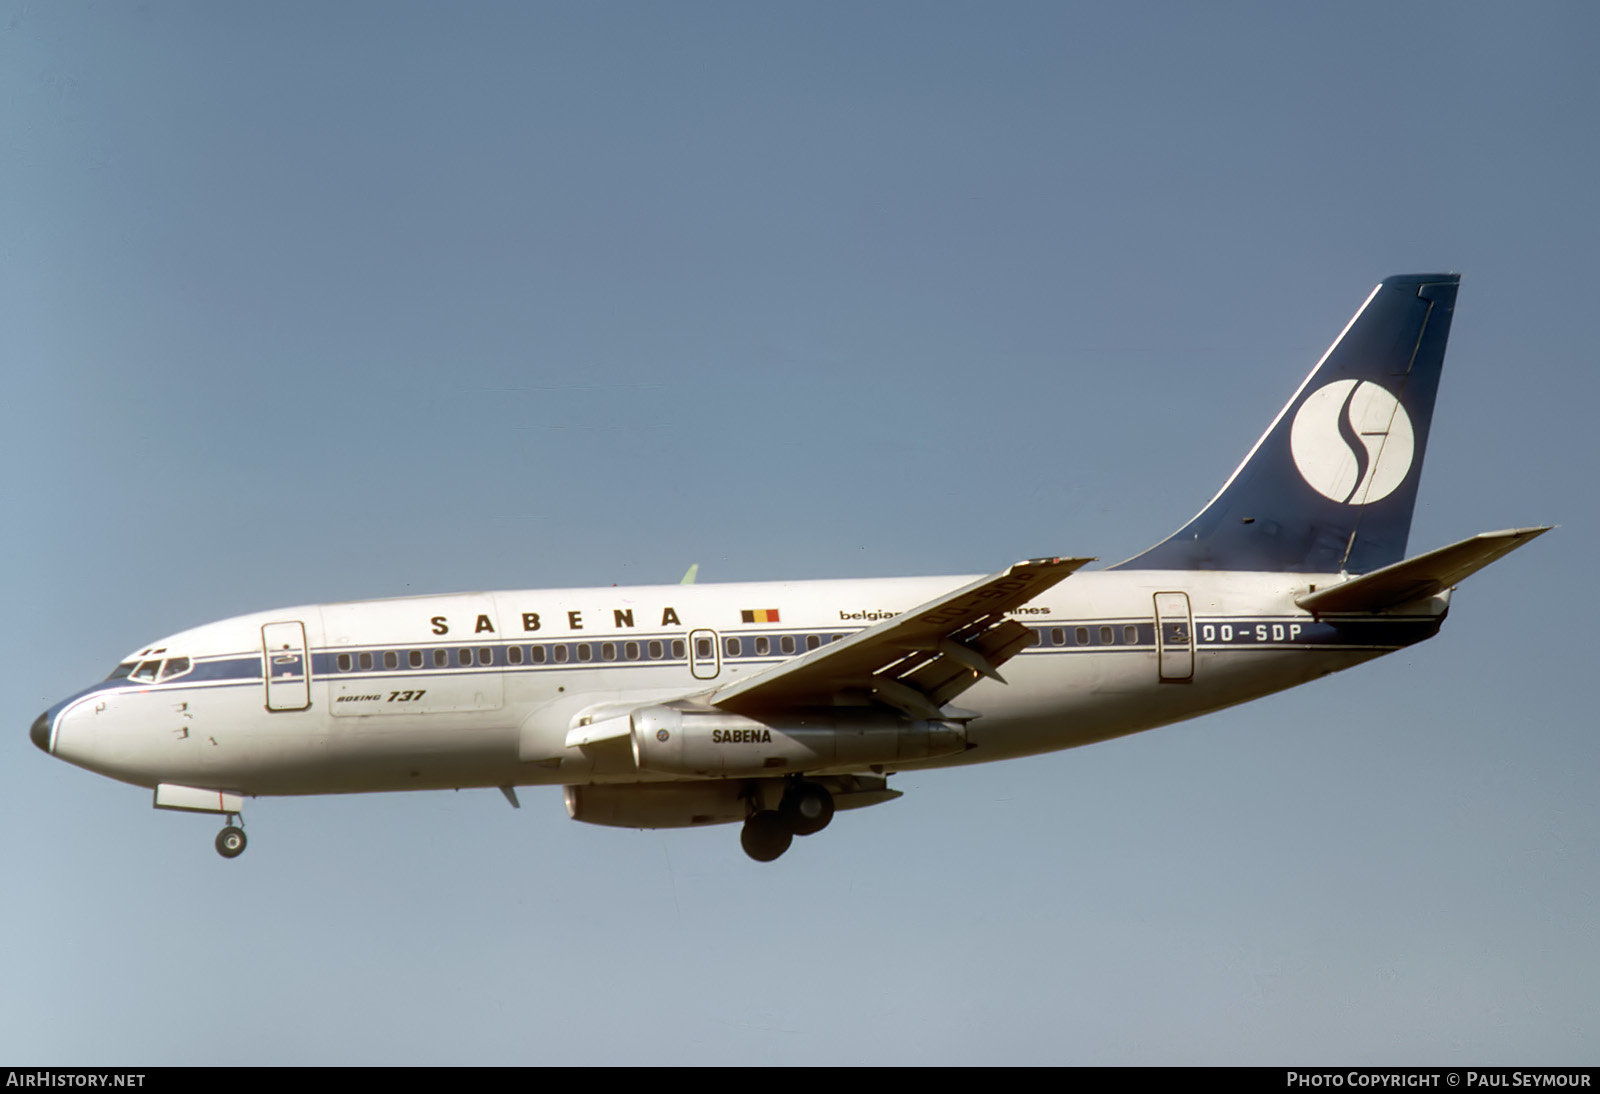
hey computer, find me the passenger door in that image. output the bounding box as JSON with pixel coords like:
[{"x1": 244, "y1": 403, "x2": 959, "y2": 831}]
[
  {"x1": 262, "y1": 621, "x2": 312, "y2": 711},
  {"x1": 1153, "y1": 592, "x2": 1194, "y2": 683}
]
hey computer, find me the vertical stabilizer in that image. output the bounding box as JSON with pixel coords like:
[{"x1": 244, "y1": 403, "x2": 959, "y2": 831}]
[{"x1": 1114, "y1": 273, "x2": 1460, "y2": 575}]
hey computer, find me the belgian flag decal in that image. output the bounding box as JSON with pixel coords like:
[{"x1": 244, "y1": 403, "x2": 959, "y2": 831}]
[{"x1": 740, "y1": 609, "x2": 781, "y2": 623}]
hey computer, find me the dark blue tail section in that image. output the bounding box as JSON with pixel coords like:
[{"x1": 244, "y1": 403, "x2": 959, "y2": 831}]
[{"x1": 1114, "y1": 273, "x2": 1460, "y2": 575}]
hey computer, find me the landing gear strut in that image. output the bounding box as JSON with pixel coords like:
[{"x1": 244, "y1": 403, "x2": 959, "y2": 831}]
[
  {"x1": 739, "y1": 782, "x2": 835, "y2": 862},
  {"x1": 215, "y1": 816, "x2": 247, "y2": 859}
]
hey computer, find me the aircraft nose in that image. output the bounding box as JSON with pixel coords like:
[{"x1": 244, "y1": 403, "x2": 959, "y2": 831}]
[{"x1": 30, "y1": 710, "x2": 51, "y2": 753}]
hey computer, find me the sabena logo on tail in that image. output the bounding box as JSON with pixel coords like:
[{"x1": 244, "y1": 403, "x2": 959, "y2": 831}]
[
  {"x1": 1289, "y1": 379, "x2": 1414, "y2": 505},
  {"x1": 1113, "y1": 273, "x2": 1459, "y2": 574}
]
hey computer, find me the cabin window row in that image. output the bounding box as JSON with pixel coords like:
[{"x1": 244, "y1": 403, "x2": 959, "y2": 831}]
[
  {"x1": 333, "y1": 639, "x2": 690, "y2": 673},
  {"x1": 329, "y1": 622, "x2": 1151, "y2": 674},
  {"x1": 721, "y1": 633, "x2": 842, "y2": 658},
  {"x1": 1034, "y1": 625, "x2": 1144, "y2": 647}
]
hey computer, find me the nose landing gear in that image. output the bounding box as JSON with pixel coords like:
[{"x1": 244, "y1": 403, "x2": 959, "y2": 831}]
[{"x1": 215, "y1": 815, "x2": 247, "y2": 859}]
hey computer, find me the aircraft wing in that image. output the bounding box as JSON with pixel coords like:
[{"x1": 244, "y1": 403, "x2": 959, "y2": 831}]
[{"x1": 708, "y1": 556, "x2": 1091, "y2": 719}]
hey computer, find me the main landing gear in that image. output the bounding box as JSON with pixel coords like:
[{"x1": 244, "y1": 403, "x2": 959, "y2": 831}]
[
  {"x1": 215, "y1": 815, "x2": 247, "y2": 859},
  {"x1": 740, "y1": 781, "x2": 834, "y2": 862}
]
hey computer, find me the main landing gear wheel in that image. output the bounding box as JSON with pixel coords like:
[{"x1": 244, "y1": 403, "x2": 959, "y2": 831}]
[
  {"x1": 215, "y1": 826, "x2": 247, "y2": 859},
  {"x1": 780, "y1": 782, "x2": 835, "y2": 836},
  {"x1": 740, "y1": 810, "x2": 793, "y2": 863}
]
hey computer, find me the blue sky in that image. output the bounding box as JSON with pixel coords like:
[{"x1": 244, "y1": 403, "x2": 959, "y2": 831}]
[{"x1": 3, "y1": 2, "x2": 1595, "y2": 1064}]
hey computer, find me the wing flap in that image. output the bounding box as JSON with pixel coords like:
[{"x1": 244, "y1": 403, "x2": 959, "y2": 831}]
[
  {"x1": 903, "y1": 619, "x2": 1038, "y2": 707},
  {"x1": 1296, "y1": 526, "x2": 1551, "y2": 613},
  {"x1": 712, "y1": 556, "x2": 1091, "y2": 716}
]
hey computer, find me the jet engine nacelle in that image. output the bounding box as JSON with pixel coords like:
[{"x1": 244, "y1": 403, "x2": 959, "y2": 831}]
[{"x1": 629, "y1": 705, "x2": 967, "y2": 777}]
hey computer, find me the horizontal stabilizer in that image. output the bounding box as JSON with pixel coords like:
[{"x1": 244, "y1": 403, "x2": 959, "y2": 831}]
[{"x1": 1295, "y1": 527, "x2": 1551, "y2": 613}]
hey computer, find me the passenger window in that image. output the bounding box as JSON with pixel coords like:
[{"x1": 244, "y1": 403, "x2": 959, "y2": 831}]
[
  {"x1": 695, "y1": 638, "x2": 711, "y2": 658},
  {"x1": 160, "y1": 657, "x2": 191, "y2": 680},
  {"x1": 384, "y1": 651, "x2": 398, "y2": 670},
  {"x1": 726, "y1": 637, "x2": 742, "y2": 657},
  {"x1": 780, "y1": 635, "x2": 795, "y2": 655},
  {"x1": 1051, "y1": 628, "x2": 1065, "y2": 646},
  {"x1": 602, "y1": 643, "x2": 616, "y2": 661},
  {"x1": 478, "y1": 647, "x2": 493, "y2": 665},
  {"x1": 577, "y1": 644, "x2": 592, "y2": 662},
  {"x1": 433, "y1": 649, "x2": 448, "y2": 668},
  {"x1": 1124, "y1": 625, "x2": 1138, "y2": 645},
  {"x1": 532, "y1": 645, "x2": 547, "y2": 664},
  {"x1": 1076, "y1": 627, "x2": 1089, "y2": 645},
  {"x1": 458, "y1": 648, "x2": 472, "y2": 667},
  {"x1": 132, "y1": 660, "x2": 162, "y2": 682},
  {"x1": 508, "y1": 646, "x2": 523, "y2": 665},
  {"x1": 358, "y1": 652, "x2": 374, "y2": 671},
  {"x1": 409, "y1": 650, "x2": 423, "y2": 669},
  {"x1": 1099, "y1": 627, "x2": 1114, "y2": 645},
  {"x1": 648, "y1": 640, "x2": 663, "y2": 659},
  {"x1": 554, "y1": 645, "x2": 569, "y2": 664},
  {"x1": 754, "y1": 636, "x2": 769, "y2": 656},
  {"x1": 624, "y1": 641, "x2": 639, "y2": 660},
  {"x1": 671, "y1": 640, "x2": 685, "y2": 659},
  {"x1": 337, "y1": 653, "x2": 352, "y2": 672},
  {"x1": 806, "y1": 635, "x2": 819, "y2": 651}
]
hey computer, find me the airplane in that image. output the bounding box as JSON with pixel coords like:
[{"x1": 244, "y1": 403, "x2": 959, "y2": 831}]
[{"x1": 30, "y1": 273, "x2": 1549, "y2": 863}]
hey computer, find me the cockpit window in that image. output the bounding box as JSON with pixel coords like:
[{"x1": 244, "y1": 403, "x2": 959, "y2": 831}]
[
  {"x1": 159, "y1": 657, "x2": 192, "y2": 681},
  {"x1": 106, "y1": 662, "x2": 137, "y2": 680},
  {"x1": 131, "y1": 660, "x2": 162, "y2": 682}
]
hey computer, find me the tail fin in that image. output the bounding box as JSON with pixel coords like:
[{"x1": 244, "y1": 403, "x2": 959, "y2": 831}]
[{"x1": 1113, "y1": 273, "x2": 1460, "y2": 575}]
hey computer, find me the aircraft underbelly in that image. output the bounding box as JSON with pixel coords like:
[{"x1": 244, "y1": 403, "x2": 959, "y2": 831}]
[{"x1": 929, "y1": 645, "x2": 1388, "y2": 765}]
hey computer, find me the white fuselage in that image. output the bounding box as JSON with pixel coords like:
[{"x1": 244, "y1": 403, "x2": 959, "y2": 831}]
[{"x1": 40, "y1": 568, "x2": 1445, "y2": 799}]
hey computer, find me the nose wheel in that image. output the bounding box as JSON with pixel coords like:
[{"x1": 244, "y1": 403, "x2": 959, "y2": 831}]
[{"x1": 215, "y1": 819, "x2": 247, "y2": 859}]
